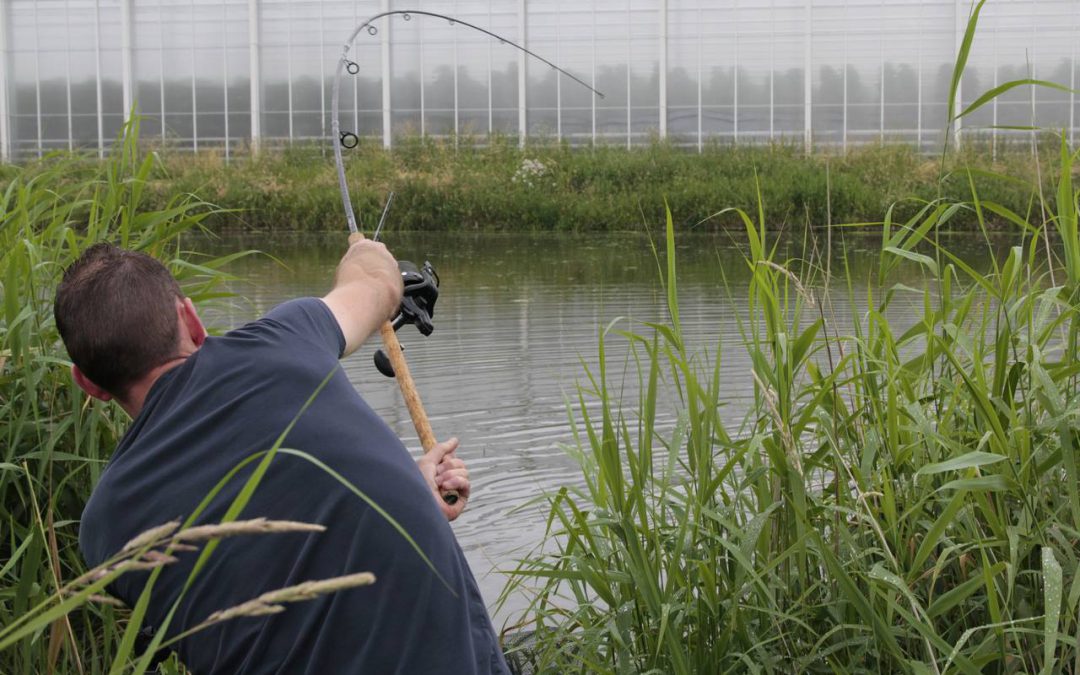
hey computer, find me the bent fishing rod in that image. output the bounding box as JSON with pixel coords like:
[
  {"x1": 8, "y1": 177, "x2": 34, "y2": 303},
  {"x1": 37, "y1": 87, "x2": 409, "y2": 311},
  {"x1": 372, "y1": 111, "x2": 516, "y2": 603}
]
[{"x1": 331, "y1": 10, "x2": 604, "y2": 505}]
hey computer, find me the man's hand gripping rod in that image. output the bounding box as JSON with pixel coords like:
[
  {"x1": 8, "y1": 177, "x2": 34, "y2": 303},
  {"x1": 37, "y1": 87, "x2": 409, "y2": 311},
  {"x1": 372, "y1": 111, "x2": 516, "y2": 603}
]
[{"x1": 347, "y1": 229, "x2": 460, "y2": 507}]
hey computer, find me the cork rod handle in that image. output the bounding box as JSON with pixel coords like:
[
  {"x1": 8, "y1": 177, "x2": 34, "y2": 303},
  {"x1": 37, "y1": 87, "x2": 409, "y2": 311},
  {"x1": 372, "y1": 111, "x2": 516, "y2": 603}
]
[{"x1": 348, "y1": 232, "x2": 460, "y2": 505}]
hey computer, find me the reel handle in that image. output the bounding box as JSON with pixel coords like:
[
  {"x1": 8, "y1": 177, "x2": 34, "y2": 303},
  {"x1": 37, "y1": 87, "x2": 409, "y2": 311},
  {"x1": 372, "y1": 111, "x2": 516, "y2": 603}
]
[{"x1": 348, "y1": 232, "x2": 460, "y2": 506}]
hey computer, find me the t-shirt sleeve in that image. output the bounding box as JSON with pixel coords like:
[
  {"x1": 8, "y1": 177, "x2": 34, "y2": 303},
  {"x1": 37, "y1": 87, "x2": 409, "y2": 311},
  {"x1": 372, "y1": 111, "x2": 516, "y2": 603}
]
[{"x1": 257, "y1": 297, "x2": 347, "y2": 358}]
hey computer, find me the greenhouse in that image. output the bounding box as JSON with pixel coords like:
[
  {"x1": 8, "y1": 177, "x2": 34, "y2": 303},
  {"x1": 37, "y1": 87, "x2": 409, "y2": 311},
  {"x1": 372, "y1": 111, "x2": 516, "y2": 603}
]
[{"x1": 2, "y1": 0, "x2": 1077, "y2": 159}]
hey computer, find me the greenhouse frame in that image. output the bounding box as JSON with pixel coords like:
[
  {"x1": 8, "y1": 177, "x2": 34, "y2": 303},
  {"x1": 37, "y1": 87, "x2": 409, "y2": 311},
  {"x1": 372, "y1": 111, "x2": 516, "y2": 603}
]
[{"x1": 1, "y1": 0, "x2": 1077, "y2": 159}]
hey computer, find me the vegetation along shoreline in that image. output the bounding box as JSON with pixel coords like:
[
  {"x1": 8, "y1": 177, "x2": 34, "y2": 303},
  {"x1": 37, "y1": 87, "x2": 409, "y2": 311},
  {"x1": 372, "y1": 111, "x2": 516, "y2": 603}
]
[{"x1": 0, "y1": 135, "x2": 1070, "y2": 233}]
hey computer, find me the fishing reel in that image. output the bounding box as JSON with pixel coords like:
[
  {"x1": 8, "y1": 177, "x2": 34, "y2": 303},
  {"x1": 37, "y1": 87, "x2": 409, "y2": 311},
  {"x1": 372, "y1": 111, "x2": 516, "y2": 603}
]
[{"x1": 373, "y1": 259, "x2": 439, "y2": 378}]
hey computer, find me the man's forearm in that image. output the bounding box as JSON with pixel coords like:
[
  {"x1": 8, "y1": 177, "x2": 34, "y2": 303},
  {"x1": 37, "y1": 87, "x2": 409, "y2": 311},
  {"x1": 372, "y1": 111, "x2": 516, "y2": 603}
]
[{"x1": 322, "y1": 240, "x2": 404, "y2": 356}]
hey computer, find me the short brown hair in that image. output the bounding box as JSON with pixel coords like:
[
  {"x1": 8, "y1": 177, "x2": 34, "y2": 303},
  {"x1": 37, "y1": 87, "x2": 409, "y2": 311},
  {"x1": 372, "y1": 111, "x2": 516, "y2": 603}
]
[{"x1": 54, "y1": 243, "x2": 183, "y2": 398}]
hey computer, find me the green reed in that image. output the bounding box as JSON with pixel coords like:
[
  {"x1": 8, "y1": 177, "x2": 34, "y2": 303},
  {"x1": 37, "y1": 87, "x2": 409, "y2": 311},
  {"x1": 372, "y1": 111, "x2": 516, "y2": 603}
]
[
  {"x1": 0, "y1": 118, "x2": 247, "y2": 673},
  {"x1": 502, "y1": 142, "x2": 1080, "y2": 671},
  {"x1": 502, "y1": 4, "x2": 1079, "y2": 670}
]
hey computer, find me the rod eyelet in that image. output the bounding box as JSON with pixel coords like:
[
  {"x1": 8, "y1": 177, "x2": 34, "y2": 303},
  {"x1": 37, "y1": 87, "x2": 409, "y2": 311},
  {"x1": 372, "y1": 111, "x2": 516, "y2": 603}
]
[{"x1": 340, "y1": 132, "x2": 359, "y2": 149}]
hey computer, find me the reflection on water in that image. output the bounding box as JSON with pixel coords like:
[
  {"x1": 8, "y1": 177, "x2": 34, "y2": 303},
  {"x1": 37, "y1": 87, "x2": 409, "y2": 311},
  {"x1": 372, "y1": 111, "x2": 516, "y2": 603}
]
[{"x1": 191, "y1": 229, "x2": 1000, "y2": 626}]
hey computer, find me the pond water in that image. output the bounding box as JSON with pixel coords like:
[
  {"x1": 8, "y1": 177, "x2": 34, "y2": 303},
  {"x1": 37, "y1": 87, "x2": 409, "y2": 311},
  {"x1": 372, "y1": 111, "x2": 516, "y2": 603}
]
[{"x1": 194, "y1": 229, "x2": 1001, "y2": 627}]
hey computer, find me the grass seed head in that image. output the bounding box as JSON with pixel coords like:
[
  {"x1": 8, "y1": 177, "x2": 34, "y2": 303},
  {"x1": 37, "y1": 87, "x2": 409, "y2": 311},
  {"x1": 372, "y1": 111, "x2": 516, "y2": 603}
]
[
  {"x1": 197, "y1": 572, "x2": 375, "y2": 631},
  {"x1": 72, "y1": 550, "x2": 180, "y2": 586},
  {"x1": 120, "y1": 520, "x2": 181, "y2": 553},
  {"x1": 205, "y1": 600, "x2": 287, "y2": 624},
  {"x1": 258, "y1": 572, "x2": 377, "y2": 604},
  {"x1": 173, "y1": 518, "x2": 326, "y2": 542}
]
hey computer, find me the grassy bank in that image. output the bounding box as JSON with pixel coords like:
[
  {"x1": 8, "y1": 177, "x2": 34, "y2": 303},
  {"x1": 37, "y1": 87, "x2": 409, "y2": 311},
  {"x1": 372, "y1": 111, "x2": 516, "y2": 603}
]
[
  {"x1": 151, "y1": 137, "x2": 1068, "y2": 232},
  {"x1": 3, "y1": 134, "x2": 1064, "y2": 234}
]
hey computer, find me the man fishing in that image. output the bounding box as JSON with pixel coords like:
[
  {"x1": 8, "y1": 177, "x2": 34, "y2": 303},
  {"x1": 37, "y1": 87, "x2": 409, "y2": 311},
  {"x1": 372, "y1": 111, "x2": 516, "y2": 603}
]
[{"x1": 54, "y1": 239, "x2": 510, "y2": 673}]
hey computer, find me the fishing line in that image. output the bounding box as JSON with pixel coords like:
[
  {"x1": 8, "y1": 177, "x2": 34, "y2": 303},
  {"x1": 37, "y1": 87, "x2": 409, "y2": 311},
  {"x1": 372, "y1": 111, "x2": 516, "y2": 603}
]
[
  {"x1": 372, "y1": 190, "x2": 395, "y2": 242},
  {"x1": 331, "y1": 9, "x2": 605, "y2": 235}
]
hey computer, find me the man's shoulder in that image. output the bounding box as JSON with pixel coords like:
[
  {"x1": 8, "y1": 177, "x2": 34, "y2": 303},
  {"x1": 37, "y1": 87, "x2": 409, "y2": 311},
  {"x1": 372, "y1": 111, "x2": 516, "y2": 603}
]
[
  {"x1": 224, "y1": 298, "x2": 345, "y2": 358},
  {"x1": 78, "y1": 472, "x2": 117, "y2": 569}
]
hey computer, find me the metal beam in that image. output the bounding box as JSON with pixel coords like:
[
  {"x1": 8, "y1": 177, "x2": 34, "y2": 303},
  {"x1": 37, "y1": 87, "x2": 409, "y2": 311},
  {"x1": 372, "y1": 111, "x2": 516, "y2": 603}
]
[
  {"x1": 518, "y1": 0, "x2": 527, "y2": 146},
  {"x1": 287, "y1": 1, "x2": 294, "y2": 143},
  {"x1": 319, "y1": 0, "x2": 325, "y2": 143},
  {"x1": 32, "y1": 0, "x2": 41, "y2": 157},
  {"x1": 486, "y1": 0, "x2": 492, "y2": 135},
  {"x1": 696, "y1": 2, "x2": 702, "y2": 152},
  {"x1": 158, "y1": 2, "x2": 165, "y2": 143},
  {"x1": 733, "y1": 1, "x2": 739, "y2": 143},
  {"x1": 248, "y1": 0, "x2": 261, "y2": 153},
  {"x1": 0, "y1": 0, "x2": 10, "y2": 162},
  {"x1": 453, "y1": 0, "x2": 459, "y2": 143},
  {"x1": 121, "y1": 0, "x2": 134, "y2": 121},
  {"x1": 1071, "y1": 1, "x2": 1077, "y2": 147},
  {"x1": 916, "y1": 0, "x2": 923, "y2": 150},
  {"x1": 223, "y1": 0, "x2": 230, "y2": 159},
  {"x1": 64, "y1": 0, "x2": 73, "y2": 150},
  {"x1": 842, "y1": 0, "x2": 848, "y2": 152},
  {"x1": 555, "y1": 0, "x2": 561, "y2": 140},
  {"x1": 768, "y1": 2, "x2": 774, "y2": 139},
  {"x1": 381, "y1": 0, "x2": 391, "y2": 148},
  {"x1": 421, "y1": 6, "x2": 427, "y2": 136},
  {"x1": 803, "y1": 0, "x2": 812, "y2": 152},
  {"x1": 625, "y1": 0, "x2": 630, "y2": 148},
  {"x1": 94, "y1": 0, "x2": 104, "y2": 157},
  {"x1": 658, "y1": 0, "x2": 667, "y2": 139},
  {"x1": 591, "y1": 1, "x2": 596, "y2": 145},
  {"x1": 352, "y1": 1, "x2": 359, "y2": 139},
  {"x1": 1029, "y1": 11, "x2": 1036, "y2": 138},
  {"x1": 189, "y1": 0, "x2": 198, "y2": 151},
  {"x1": 878, "y1": 0, "x2": 884, "y2": 143}
]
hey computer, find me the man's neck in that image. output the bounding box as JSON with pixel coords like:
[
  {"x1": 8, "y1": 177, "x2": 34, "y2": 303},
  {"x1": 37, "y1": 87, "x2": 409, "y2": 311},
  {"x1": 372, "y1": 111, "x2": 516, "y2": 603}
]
[{"x1": 119, "y1": 353, "x2": 194, "y2": 418}]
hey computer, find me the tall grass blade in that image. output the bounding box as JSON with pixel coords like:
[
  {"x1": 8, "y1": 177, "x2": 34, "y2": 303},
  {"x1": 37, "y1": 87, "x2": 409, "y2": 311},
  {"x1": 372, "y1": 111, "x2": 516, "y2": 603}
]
[{"x1": 945, "y1": 0, "x2": 987, "y2": 146}]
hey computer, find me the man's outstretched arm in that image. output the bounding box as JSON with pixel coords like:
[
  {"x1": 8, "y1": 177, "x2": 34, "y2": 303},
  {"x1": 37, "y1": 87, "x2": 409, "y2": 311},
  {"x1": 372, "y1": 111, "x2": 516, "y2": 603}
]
[
  {"x1": 321, "y1": 239, "x2": 404, "y2": 357},
  {"x1": 323, "y1": 239, "x2": 472, "y2": 522}
]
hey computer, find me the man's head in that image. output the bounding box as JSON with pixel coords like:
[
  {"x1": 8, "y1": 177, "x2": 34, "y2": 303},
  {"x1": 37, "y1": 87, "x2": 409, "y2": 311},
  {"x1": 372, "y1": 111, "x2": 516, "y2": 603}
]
[{"x1": 55, "y1": 243, "x2": 203, "y2": 404}]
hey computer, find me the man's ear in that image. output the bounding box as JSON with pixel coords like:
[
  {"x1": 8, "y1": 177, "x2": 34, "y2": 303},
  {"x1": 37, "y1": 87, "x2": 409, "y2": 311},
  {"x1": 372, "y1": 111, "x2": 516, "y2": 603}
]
[
  {"x1": 72, "y1": 364, "x2": 113, "y2": 402},
  {"x1": 179, "y1": 297, "x2": 207, "y2": 347}
]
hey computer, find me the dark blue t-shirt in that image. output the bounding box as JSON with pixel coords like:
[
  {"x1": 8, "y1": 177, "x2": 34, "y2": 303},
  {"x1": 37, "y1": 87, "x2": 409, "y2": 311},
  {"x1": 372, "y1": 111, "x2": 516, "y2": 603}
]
[{"x1": 80, "y1": 298, "x2": 508, "y2": 674}]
